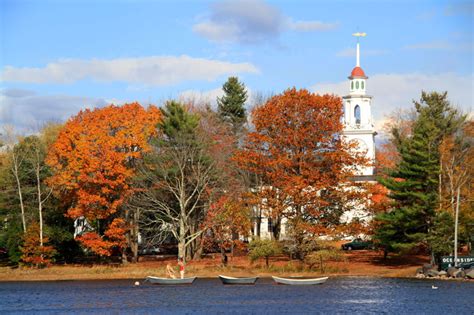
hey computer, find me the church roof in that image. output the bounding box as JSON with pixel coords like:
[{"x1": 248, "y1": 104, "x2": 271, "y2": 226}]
[{"x1": 350, "y1": 66, "x2": 367, "y2": 78}]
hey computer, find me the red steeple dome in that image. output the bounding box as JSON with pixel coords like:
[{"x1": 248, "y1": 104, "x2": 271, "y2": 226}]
[{"x1": 350, "y1": 66, "x2": 366, "y2": 78}]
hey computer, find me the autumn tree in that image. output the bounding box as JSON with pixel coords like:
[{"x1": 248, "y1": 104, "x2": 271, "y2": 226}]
[
  {"x1": 202, "y1": 195, "x2": 251, "y2": 265},
  {"x1": 20, "y1": 222, "x2": 56, "y2": 268},
  {"x1": 46, "y1": 103, "x2": 161, "y2": 260},
  {"x1": 130, "y1": 101, "x2": 217, "y2": 261},
  {"x1": 439, "y1": 120, "x2": 473, "y2": 261},
  {"x1": 217, "y1": 77, "x2": 248, "y2": 131},
  {"x1": 193, "y1": 106, "x2": 250, "y2": 257},
  {"x1": 235, "y1": 88, "x2": 366, "y2": 258}
]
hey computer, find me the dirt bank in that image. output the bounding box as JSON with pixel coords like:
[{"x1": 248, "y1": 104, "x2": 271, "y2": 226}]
[{"x1": 0, "y1": 251, "x2": 430, "y2": 281}]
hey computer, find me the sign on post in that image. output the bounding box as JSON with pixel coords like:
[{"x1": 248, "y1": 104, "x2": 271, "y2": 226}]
[{"x1": 440, "y1": 256, "x2": 474, "y2": 270}]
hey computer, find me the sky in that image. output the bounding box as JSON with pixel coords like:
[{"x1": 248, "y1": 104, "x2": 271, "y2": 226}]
[{"x1": 0, "y1": 0, "x2": 473, "y2": 134}]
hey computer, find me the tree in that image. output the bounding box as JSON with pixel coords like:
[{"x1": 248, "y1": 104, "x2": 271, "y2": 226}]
[
  {"x1": 2, "y1": 126, "x2": 27, "y2": 233},
  {"x1": 202, "y1": 195, "x2": 251, "y2": 265},
  {"x1": 375, "y1": 91, "x2": 465, "y2": 258},
  {"x1": 131, "y1": 101, "x2": 215, "y2": 261},
  {"x1": 439, "y1": 120, "x2": 473, "y2": 263},
  {"x1": 46, "y1": 103, "x2": 161, "y2": 259},
  {"x1": 20, "y1": 222, "x2": 56, "y2": 268},
  {"x1": 217, "y1": 77, "x2": 248, "y2": 131},
  {"x1": 0, "y1": 123, "x2": 64, "y2": 265},
  {"x1": 426, "y1": 211, "x2": 454, "y2": 259},
  {"x1": 235, "y1": 88, "x2": 366, "y2": 258},
  {"x1": 248, "y1": 239, "x2": 281, "y2": 268}
]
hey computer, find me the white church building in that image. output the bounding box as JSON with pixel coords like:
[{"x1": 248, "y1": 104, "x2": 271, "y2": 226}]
[{"x1": 255, "y1": 34, "x2": 377, "y2": 240}]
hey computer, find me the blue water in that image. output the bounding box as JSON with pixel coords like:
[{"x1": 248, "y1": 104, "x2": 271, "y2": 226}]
[{"x1": 0, "y1": 277, "x2": 472, "y2": 314}]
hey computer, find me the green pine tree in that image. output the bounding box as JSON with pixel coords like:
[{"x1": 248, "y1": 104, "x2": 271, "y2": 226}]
[
  {"x1": 217, "y1": 77, "x2": 248, "y2": 131},
  {"x1": 375, "y1": 91, "x2": 464, "y2": 257},
  {"x1": 159, "y1": 101, "x2": 199, "y2": 142}
]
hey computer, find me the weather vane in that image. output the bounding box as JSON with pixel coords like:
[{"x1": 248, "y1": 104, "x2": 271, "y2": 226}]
[{"x1": 352, "y1": 32, "x2": 366, "y2": 67}]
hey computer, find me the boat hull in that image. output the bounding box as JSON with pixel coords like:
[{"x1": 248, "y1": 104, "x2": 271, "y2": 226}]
[
  {"x1": 146, "y1": 276, "x2": 197, "y2": 285},
  {"x1": 218, "y1": 275, "x2": 258, "y2": 285},
  {"x1": 272, "y1": 276, "x2": 328, "y2": 285}
]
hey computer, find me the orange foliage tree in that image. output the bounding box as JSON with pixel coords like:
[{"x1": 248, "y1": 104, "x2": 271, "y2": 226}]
[
  {"x1": 46, "y1": 103, "x2": 161, "y2": 257},
  {"x1": 234, "y1": 88, "x2": 367, "y2": 254},
  {"x1": 20, "y1": 222, "x2": 56, "y2": 268},
  {"x1": 202, "y1": 195, "x2": 251, "y2": 265}
]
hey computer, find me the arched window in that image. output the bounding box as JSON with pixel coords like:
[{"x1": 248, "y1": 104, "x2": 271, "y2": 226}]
[
  {"x1": 355, "y1": 81, "x2": 360, "y2": 89},
  {"x1": 351, "y1": 81, "x2": 354, "y2": 90},
  {"x1": 354, "y1": 105, "x2": 361, "y2": 125},
  {"x1": 361, "y1": 81, "x2": 365, "y2": 89}
]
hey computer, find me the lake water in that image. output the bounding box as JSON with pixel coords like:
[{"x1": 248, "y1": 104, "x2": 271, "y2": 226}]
[{"x1": 0, "y1": 277, "x2": 472, "y2": 314}]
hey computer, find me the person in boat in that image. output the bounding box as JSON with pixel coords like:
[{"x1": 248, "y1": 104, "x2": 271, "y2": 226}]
[
  {"x1": 166, "y1": 263, "x2": 176, "y2": 279},
  {"x1": 178, "y1": 257, "x2": 185, "y2": 279}
]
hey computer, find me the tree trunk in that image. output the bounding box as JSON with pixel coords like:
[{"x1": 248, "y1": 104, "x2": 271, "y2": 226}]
[
  {"x1": 122, "y1": 208, "x2": 130, "y2": 264},
  {"x1": 35, "y1": 151, "x2": 43, "y2": 248},
  {"x1": 178, "y1": 218, "x2": 186, "y2": 262},
  {"x1": 130, "y1": 208, "x2": 139, "y2": 263},
  {"x1": 193, "y1": 244, "x2": 203, "y2": 260},
  {"x1": 178, "y1": 241, "x2": 186, "y2": 262},
  {"x1": 438, "y1": 159, "x2": 442, "y2": 211},
  {"x1": 220, "y1": 246, "x2": 228, "y2": 266},
  {"x1": 272, "y1": 216, "x2": 281, "y2": 241},
  {"x1": 265, "y1": 256, "x2": 269, "y2": 268},
  {"x1": 454, "y1": 186, "x2": 460, "y2": 267},
  {"x1": 12, "y1": 156, "x2": 27, "y2": 233},
  {"x1": 320, "y1": 254, "x2": 324, "y2": 273}
]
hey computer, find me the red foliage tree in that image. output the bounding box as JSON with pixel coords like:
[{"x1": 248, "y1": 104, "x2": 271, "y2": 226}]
[
  {"x1": 202, "y1": 195, "x2": 251, "y2": 265},
  {"x1": 234, "y1": 88, "x2": 367, "y2": 248},
  {"x1": 46, "y1": 103, "x2": 161, "y2": 256}
]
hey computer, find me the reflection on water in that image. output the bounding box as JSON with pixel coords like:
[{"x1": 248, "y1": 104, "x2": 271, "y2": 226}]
[{"x1": 0, "y1": 277, "x2": 472, "y2": 314}]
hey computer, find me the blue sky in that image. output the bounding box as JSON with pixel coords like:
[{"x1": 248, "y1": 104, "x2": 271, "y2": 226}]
[{"x1": 0, "y1": 0, "x2": 472, "y2": 133}]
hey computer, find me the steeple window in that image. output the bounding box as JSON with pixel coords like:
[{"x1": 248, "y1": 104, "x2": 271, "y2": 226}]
[
  {"x1": 354, "y1": 105, "x2": 361, "y2": 125},
  {"x1": 355, "y1": 81, "x2": 359, "y2": 89},
  {"x1": 361, "y1": 81, "x2": 364, "y2": 89}
]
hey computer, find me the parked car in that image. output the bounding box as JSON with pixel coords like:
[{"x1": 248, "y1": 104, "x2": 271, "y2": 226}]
[
  {"x1": 341, "y1": 238, "x2": 374, "y2": 250},
  {"x1": 138, "y1": 246, "x2": 161, "y2": 255},
  {"x1": 460, "y1": 261, "x2": 474, "y2": 270}
]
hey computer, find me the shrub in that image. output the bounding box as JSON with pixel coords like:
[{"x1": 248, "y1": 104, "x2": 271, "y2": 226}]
[
  {"x1": 305, "y1": 249, "x2": 345, "y2": 272},
  {"x1": 248, "y1": 239, "x2": 281, "y2": 268}
]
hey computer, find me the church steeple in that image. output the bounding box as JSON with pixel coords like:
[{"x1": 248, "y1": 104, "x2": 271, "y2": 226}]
[
  {"x1": 349, "y1": 32, "x2": 367, "y2": 96},
  {"x1": 342, "y1": 32, "x2": 376, "y2": 177}
]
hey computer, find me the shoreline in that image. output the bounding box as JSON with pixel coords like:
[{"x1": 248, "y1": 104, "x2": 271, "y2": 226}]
[
  {"x1": 0, "y1": 272, "x2": 470, "y2": 282},
  {"x1": 4, "y1": 251, "x2": 471, "y2": 282},
  {"x1": 0, "y1": 252, "x2": 432, "y2": 282}
]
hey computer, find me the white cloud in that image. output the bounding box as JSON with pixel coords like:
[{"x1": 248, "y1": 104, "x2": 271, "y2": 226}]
[
  {"x1": 178, "y1": 88, "x2": 224, "y2": 106},
  {"x1": 193, "y1": 0, "x2": 337, "y2": 44},
  {"x1": 0, "y1": 89, "x2": 108, "y2": 132},
  {"x1": 0, "y1": 55, "x2": 259, "y2": 85},
  {"x1": 288, "y1": 20, "x2": 338, "y2": 32},
  {"x1": 311, "y1": 72, "x2": 474, "y2": 123}
]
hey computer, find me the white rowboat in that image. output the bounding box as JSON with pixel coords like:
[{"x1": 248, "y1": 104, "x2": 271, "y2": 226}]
[
  {"x1": 145, "y1": 276, "x2": 197, "y2": 285},
  {"x1": 218, "y1": 275, "x2": 258, "y2": 285},
  {"x1": 272, "y1": 276, "x2": 328, "y2": 285}
]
